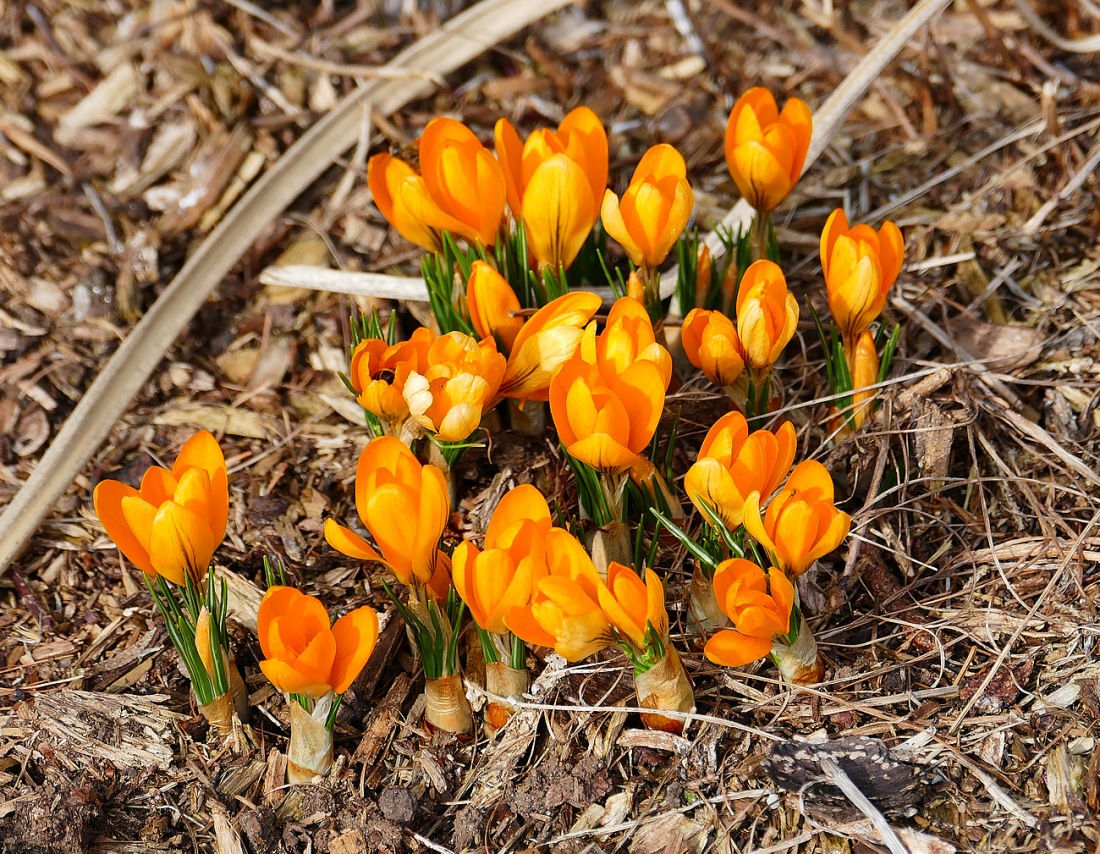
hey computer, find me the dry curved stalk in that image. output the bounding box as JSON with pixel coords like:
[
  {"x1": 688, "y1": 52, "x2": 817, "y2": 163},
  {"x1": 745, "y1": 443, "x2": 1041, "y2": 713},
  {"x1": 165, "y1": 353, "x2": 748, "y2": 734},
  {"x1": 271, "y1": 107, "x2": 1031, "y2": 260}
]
[
  {"x1": 0, "y1": 0, "x2": 573, "y2": 577},
  {"x1": 1014, "y1": 0, "x2": 1100, "y2": 53}
]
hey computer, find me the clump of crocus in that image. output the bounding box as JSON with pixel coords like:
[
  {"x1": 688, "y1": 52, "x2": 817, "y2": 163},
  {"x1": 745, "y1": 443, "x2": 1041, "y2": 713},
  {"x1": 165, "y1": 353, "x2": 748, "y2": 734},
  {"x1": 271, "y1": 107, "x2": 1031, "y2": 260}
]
[
  {"x1": 725, "y1": 87, "x2": 812, "y2": 258},
  {"x1": 818, "y1": 209, "x2": 904, "y2": 435},
  {"x1": 506, "y1": 535, "x2": 693, "y2": 732},
  {"x1": 703, "y1": 557, "x2": 821, "y2": 684},
  {"x1": 324, "y1": 437, "x2": 471, "y2": 735},
  {"x1": 601, "y1": 143, "x2": 694, "y2": 317},
  {"x1": 402, "y1": 330, "x2": 506, "y2": 445},
  {"x1": 258, "y1": 584, "x2": 379, "y2": 783},
  {"x1": 682, "y1": 413, "x2": 797, "y2": 630},
  {"x1": 347, "y1": 327, "x2": 436, "y2": 441},
  {"x1": 368, "y1": 118, "x2": 506, "y2": 253},
  {"x1": 495, "y1": 107, "x2": 608, "y2": 275},
  {"x1": 452, "y1": 484, "x2": 550, "y2": 731},
  {"x1": 93, "y1": 430, "x2": 247, "y2": 733}
]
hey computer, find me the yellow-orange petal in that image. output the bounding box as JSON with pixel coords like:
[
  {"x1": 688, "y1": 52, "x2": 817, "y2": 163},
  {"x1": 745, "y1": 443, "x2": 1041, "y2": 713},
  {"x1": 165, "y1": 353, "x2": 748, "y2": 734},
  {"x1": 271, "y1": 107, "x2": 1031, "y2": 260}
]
[
  {"x1": 259, "y1": 658, "x2": 333, "y2": 699},
  {"x1": 704, "y1": 629, "x2": 774, "y2": 667},
  {"x1": 330, "y1": 606, "x2": 380, "y2": 694},
  {"x1": 147, "y1": 502, "x2": 219, "y2": 585},
  {"x1": 485, "y1": 484, "x2": 551, "y2": 547},
  {"x1": 323, "y1": 518, "x2": 384, "y2": 564},
  {"x1": 523, "y1": 154, "x2": 596, "y2": 271},
  {"x1": 93, "y1": 480, "x2": 155, "y2": 575}
]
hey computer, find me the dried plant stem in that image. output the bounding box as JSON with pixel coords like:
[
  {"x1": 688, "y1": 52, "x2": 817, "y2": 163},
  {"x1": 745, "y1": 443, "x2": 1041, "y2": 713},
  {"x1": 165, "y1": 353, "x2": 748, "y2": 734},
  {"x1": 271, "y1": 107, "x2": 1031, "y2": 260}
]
[
  {"x1": 635, "y1": 647, "x2": 695, "y2": 734},
  {"x1": 198, "y1": 691, "x2": 235, "y2": 735},
  {"x1": 287, "y1": 701, "x2": 334, "y2": 785},
  {"x1": 424, "y1": 674, "x2": 473, "y2": 736},
  {"x1": 687, "y1": 563, "x2": 729, "y2": 633},
  {"x1": 484, "y1": 661, "x2": 529, "y2": 733},
  {"x1": 772, "y1": 620, "x2": 824, "y2": 685},
  {"x1": 0, "y1": 0, "x2": 575, "y2": 578}
]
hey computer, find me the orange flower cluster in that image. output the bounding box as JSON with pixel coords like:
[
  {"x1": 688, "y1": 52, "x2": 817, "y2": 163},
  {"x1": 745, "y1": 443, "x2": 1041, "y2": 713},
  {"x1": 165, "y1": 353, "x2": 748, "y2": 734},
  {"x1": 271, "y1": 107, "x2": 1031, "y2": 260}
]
[
  {"x1": 94, "y1": 430, "x2": 228, "y2": 587},
  {"x1": 682, "y1": 259, "x2": 799, "y2": 389}
]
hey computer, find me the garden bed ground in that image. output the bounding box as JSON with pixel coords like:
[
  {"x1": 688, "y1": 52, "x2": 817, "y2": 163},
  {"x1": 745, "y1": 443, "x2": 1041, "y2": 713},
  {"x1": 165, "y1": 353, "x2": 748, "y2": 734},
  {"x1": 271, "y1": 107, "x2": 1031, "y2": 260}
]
[{"x1": 1, "y1": 0, "x2": 1099, "y2": 851}]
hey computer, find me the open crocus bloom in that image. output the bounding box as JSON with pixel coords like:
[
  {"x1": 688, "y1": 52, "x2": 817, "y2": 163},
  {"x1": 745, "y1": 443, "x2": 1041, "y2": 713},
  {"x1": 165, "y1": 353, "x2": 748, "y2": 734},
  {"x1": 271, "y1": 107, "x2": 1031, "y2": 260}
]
[
  {"x1": 597, "y1": 564, "x2": 668, "y2": 651},
  {"x1": 681, "y1": 308, "x2": 746, "y2": 388},
  {"x1": 743, "y1": 460, "x2": 851, "y2": 576},
  {"x1": 600, "y1": 143, "x2": 693, "y2": 270},
  {"x1": 704, "y1": 558, "x2": 794, "y2": 667},
  {"x1": 549, "y1": 358, "x2": 666, "y2": 474},
  {"x1": 506, "y1": 528, "x2": 611, "y2": 661},
  {"x1": 348, "y1": 328, "x2": 436, "y2": 425},
  {"x1": 724, "y1": 87, "x2": 812, "y2": 214},
  {"x1": 735, "y1": 260, "x2": 799, "y2": 371},
  {"x1": 466, "y1": 261, "x2": 524, "y2": 354},
  {"x1": 684, "y1": 413, "x2": 798, "y2": 531},
  {"x1": 403, "y1": 331, "x2": 506, "y2": 443},
  {"x1": 258, "y1": 586, "x2": 379, "y2": 697},
  {"x1": 452, "y1": 485, "x2": 552, "y2": 633},
  {"x1": 581, "y1": 297, "x2": 673, "y2": 390},
  {"x1": 821, "y1": 208, "x2": 905, "y2": 345},
  {"x1": 498, "y1": 290, "x2": 602, "y2": 402},
  {"x1": 324, "y1": 437, "x2": 450, "y2": 589},
  {"x1": 93, "y1": 430, "x2": 229, "y2": 587}
]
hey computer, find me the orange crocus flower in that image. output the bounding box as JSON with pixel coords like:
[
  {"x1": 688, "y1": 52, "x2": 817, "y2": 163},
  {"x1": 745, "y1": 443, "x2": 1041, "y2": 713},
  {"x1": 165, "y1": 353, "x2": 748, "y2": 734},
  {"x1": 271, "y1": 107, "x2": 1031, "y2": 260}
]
[
  {"x1": 549, "y1": 357, "x2": 666, "y2": 474},
  {"x1": 367, "y1": 119, "x2": 506, "y2": 253},
  {"x1": 495, "y1": 106, "x2": 608, "y2": 224},
  {"x1": 581, "y1": 297, "x2": 673, "y2": 390},
  {"x1": 821, "y1": 208, "x2": 905, "y2": 345},
  {"x1": 258, "y1": 586, "x2": 379, "y2": 697},
  {"x1": 724, "y1": 87, "x2": 812, "y2": 214},
  {"x1": 506, "y1": 528, "x2": 612, "y2": 661},
  {"x1": 597, "y1": 564, "x2": 668, "y2": 650},
  {"x1": 600, "y1": 143, "x2": 693, "y2": 270},
  {"x1": 522, "y1": 153, "x2": 597, "y2": 271},
  {"x1": 348, "y1": 328, "x2": 436, "y2": 425},
  {"x1": 418, "y1": 118, "x2": 507, "y2": 247},
  {"x1": 324, "y1": 436, "x2": 451, "y2": 589},
  {"x1": 93, "y1": 430, "x2": 229, "y2": 587},
  {"x1": 452, "y1": 485, "x2": 552, "y2": 634},
  {"x1": 402, "y1": 332, "x2": 506, "y2": 443},
  {"x1": 704, "y1": 559, "x2": 794, "y2": 668},
  {"x1": 466, "y1": 261, "x2": 524, "y2": 354},
  {"x1": 498, "y1": 290, "x2": 602, "y2": 401},
  {"x1": 681, "y1": 308, "x2": 746, "y2": 388},
  {"x1": 743, "y1": 460, "x2": 851, "y2": 576},
  {"x1": 684, "y1": 413, "x2": 797, "y2": 531},
  {"x1": 735, "y1": 260, "x2": 799, "y2": 371}
]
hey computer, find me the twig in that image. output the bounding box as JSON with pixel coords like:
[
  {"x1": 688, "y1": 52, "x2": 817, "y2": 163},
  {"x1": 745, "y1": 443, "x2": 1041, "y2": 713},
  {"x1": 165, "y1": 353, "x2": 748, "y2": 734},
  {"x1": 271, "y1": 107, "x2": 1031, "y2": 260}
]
[{"x1": 818, "y1": 758, "x2": 910, "y2": 854}]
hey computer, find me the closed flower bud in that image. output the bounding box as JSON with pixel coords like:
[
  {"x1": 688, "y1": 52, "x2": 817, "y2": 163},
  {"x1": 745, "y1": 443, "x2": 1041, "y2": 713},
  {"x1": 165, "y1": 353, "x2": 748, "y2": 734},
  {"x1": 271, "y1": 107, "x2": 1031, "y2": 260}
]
[
  {"x1": 724, "y1": 88, "x2": 812, "y2": 213},
  {"x1": 735, "y1": 260, "x2": 799, "y2": 371},
  {"x1": 601, "y1": 144, "x2": 694, "y2": 270},
  {"x1": 821, "y1": 208, "x2": 904, "y2": 345}
]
